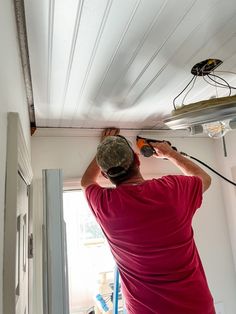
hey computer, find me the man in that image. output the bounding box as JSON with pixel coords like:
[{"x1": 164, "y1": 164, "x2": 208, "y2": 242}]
[{"x1": 81, "y1": 128, "x2": 215, "y2": 314}]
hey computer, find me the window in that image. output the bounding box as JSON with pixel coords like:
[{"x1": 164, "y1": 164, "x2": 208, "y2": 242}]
[{"x1": 63, "y1": 190, "x2": 119, "y2": 314}]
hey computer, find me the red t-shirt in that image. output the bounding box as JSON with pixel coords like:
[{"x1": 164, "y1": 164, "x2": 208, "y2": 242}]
[{"x1": 85, "y1": 175, "x2": 215, "y2": 314}]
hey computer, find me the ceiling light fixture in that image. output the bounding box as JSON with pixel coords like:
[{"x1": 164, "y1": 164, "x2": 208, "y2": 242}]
[
  {"x1": 164, "y1": 59, "x2": 236, "y2": 138},
  {"x1": 164, "y1": 94, "x2": 236, "y2": 138},
  {"x1": 202, "y1": 120, "x2": 230, "y2": 138}
]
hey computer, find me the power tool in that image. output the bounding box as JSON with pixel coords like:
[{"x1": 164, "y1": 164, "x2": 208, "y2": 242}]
[
  {"x1": 136, "y1": 135, "x2": 236, "y2": 187},
  {"x1": 136, "y1": 136, "x2": 176, "y2": 157}
]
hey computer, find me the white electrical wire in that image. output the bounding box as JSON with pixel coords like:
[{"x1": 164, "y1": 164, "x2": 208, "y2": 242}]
[{"x1": 181, "y1": 75, "x2": 197, "y2": 105}]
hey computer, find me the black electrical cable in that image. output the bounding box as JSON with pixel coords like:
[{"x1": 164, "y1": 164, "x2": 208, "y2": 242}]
[
  {"x1": 182, "y1": 75, "x2": 198, "y2": 105},
  {"x1": 172, "y1": 75, "x2": 196, "y2": 110},
  {"x1": 138, "y1": 138, "x2": 236, "y2": 186},
  {"x1": 207, "y1": 74, "x2": 232, "y2": 95},
  {"x1": 202, "y1": 75, "x2": 229, "y2": 89},
  {"x1": 181, "y1": 152, "x2": 236, "y2": 186},
  {"x1": 208, "y1": 73, "x2": 236, "y2": 90},
  {"x1": 173, "y1": 69, "x2": 236, "y2": 111}
]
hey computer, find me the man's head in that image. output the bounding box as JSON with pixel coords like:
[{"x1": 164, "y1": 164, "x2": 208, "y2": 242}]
[{"x1": 96, "y1": 135, "x2": 139, "y2": 185}]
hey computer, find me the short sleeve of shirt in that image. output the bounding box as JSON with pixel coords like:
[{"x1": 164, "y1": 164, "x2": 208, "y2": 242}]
[
  {"x1": 85, "y1": 184, "x2": 104, "y2": 218},
  {"x1": 160, "y1": 175, "x2": 203, "y2": 218}
]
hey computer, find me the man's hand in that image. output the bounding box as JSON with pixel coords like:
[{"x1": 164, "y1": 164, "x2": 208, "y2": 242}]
[
  {"x1": 81, "y1": 127, "x2": 120, "y2": 190},
  {"x1": 101, "y1": 128, "x2": 120, "y2": 142},
  {"x1": 149, "y1": 141, "x2": 176, "y2": 159}
]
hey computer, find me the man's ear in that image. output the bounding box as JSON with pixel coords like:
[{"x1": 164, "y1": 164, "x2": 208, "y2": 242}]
[{"x1": 101, "y1": 171, "x2": 109, "y2": 179}]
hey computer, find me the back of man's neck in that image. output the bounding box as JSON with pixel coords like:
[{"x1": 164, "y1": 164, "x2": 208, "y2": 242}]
[{"x1": 117, "y1": 174, "x2": 145, "y2": 186}]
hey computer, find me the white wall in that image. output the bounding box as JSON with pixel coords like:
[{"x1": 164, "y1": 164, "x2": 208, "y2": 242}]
[
  {"x1": 32, "y1": 130, "x2": 236, "y2": 314},
  {"x1": 213, "y1": 130, "x2": 236, "y2": 270},
  {"x1": 0, "y1": 1, "x2": 31, "y2": 313}
]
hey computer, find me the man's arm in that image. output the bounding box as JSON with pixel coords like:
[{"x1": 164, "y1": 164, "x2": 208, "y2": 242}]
[
  {"x1": 81, "y1": 157, "x2": 100, "y2": 190},
  {"x1": 150, "y1": 142, "x2": 211, "y2": 193},
  {"x1": 81, "y1": 128, "x2": 120, "y2": 189}
]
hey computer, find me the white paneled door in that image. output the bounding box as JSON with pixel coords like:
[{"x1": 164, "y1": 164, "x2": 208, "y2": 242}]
[
  {"x1": 4, "y1": 113, "x2": 33, "y2": 314},
  {"x1": 16, "y1": 173, "x2": 29, "y2": 314}
]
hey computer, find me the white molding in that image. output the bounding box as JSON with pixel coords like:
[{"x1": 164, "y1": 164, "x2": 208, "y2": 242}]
[
  {"x1": 17, "y1": 115, "x2": 33, "y2": 184},
  {"x1": 3, "y1": 112, "x2": 33, "y2": 314},
  {"x1": 63, "y1": 178, "x2": 82, "y2": 190},
  {"x1": 63, "y1": 176, "x2": 112, "y2": 190},
  {"x1": 33, "y1": 127, "x2": 207, "y2": 138},
  {"x1": 42, "y1": 170, "x2": 69, "y2": 314}
]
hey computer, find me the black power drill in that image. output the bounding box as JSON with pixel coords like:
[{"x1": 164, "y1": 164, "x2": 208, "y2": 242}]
[{"x1": 136, "y1": 136, "x2": 177, "y2": 157}]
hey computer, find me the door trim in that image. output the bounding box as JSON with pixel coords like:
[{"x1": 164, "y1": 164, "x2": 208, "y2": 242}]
[{"x1": 3, "y1": 112, "x2": 33, "y2": 314}]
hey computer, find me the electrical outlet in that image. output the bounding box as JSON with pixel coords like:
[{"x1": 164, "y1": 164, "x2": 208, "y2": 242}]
[{"x1": 215, "y1": 302, "x2": 225, "y2": 314}]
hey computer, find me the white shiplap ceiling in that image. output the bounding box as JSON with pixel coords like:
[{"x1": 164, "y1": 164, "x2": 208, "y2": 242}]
[{"x1": 24, "y1": 0, "x2": 236, "y2": 129}]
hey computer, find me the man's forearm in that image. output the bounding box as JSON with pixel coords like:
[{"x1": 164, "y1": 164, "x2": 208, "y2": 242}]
[
  {"x1": 151, "y1": 141, "x2": 211, "y2": 192},
  {"x1": 81, "y1": 157, "x2": 100, "y2": 189},
  {"x1": 167, "y1": 150, "x2": 211, "y2": 192}
]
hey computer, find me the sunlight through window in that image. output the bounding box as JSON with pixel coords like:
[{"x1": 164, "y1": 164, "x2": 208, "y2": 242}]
[{"x1": 63, "y1": 190, "x2": 118, "y2": 314}]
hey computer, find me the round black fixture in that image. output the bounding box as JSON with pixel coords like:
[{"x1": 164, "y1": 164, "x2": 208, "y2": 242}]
[{"x1": 191, "y1": 59, "x2": 223, "y2": 76}]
